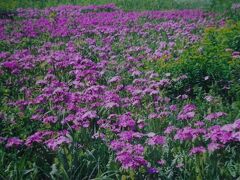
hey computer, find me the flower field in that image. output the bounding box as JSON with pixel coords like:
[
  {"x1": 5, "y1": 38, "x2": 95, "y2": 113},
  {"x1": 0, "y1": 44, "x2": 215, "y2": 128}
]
[{"x1": 0, "y1": 3, "x2": 240, "y2": 179}]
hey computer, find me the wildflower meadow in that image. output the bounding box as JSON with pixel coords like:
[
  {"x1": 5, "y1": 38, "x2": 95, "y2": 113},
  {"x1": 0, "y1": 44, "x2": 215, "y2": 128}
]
[{"x1": 0, "y1": 1, "x2": 240, "y2": 179}]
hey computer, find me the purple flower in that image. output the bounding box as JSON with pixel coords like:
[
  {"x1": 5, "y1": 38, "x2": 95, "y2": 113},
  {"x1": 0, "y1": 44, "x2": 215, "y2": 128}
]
[
  {"x1": 169, "y1": 105, "x2": 177, "y2": 111},
  {"x1": 118, "y1": 113, "x2": 135, "y2": 128},
  {"x1": 182, "y1": 104, "x2": 196, "y2": 113},
  {"x1": 45, "y1": 136, "x2": 71, "y2": 151},
  {"x1": 92, "y1": 132, "x2": 105, "y2": 140},
  {"x1": 207, "y1": 142, "x2": 223, "y2": 152},
  {"x1": 177, "y1": 111, "x2": 195, "y2": 120},
  {"x1": 25, "y1": 132, "x2": 43, "y2": 146},
  {"x1": 82, "y1": 111, "x2": 97, "y2": 119},
  {"x1": 164, "y1": 125, "x2": 178, "y2": 134},
  {"x1": 194, "y1": 121, "x2": 205, "y2": 127},
  {"x1": 6, "y1": 137, "x2": 23, "y2": 148},
  {"x1": 148, "y1": 167, "x2": 159, "y2": 174},
  {"x1": 119, "y1": 131, "x2": 143, "y2": 141},
  {"x1": 190, "y1": 146, "x2": 206, "y2": 155},
  {"x1": 232, "y1": 132, "x2": 240, "y2": 141},
  {"x1": 147, "y1": 135, "x2": 166, "y2": 146},
  {"x1": 43, "y1": 116, "x2": 58, "y2": 124},
  {"x1": 25, "y1": 131, "x2": 53, "y2": 146},
  {"x1": 112, "y1": 142, "x2": 147, "y2": 170},
  {"x1": 221, "y1": 124, "x2": 235, "y2": 132},
  {"x1": 110, "y1": 140, "x2": 126, "y2": 151},
  {"x1": 108, "y1": 76, "x2": 121, "y2": 83},
  {"x1": 233, "y1": 119, "x2": 240, "y2": 129},
  {"x1": 205, "y1": 127, "x2": 232, "y2": 144},
  {"x1": 174, "y1": 127, "x2": 205, "y2": 141},
  {"x1": 205, "y1": 112, "x2": 227, "y2": 121},
  {"x1": 116, "y1": 151, "x2": 147, "y2": 169},
  {"x1": 177, "y1": 104, "x2": 196, "y2": 120},
  {"x1": 137, "y1": 119, "x2": 146, "y2": 129},
  {"x1": 2, "y1": 60, "x2": 18, "y2": 70}
]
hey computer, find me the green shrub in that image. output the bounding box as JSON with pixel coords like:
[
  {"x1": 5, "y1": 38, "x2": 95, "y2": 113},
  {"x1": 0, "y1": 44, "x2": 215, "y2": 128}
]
[{"x1": 144, "y1": 21, "x2": 240, "y2": 102}]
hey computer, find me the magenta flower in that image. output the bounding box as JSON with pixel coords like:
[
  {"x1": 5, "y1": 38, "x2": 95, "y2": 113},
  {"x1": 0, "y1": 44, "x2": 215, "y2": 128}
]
[
  {"x1": 147, "y1": 135, "x2": 166, "y2": 146},
  {"x1": 205, "y1": 127, "x2": 232, "y2": 144},
  {"x1": 6, "y1": 137, "x2": 23, "y2": 148},
  {"x1": 194, "y1": 121, "x2": 205, "y2": 127},
  {"x1": 148, "y1": 167, "x2": 159, "y2": 174},
  {"x1": 43, "y1": 116, "x2": 58, "y2": 124},
  {"x1": 45, "y1": 136, "x2": 71, "y2": 151},
  {"x1": 2, "y1": 60, "x2": 18, "y2": 70},
  {"x1": 233, "y1": 119, "x2": 240, "y2": 129},
  {"x1": 207, "y1": 143, "x2": 223, "y2": 152},
  {"x1": 119, "y1": 131, "x2": 143, "y2": 141},
  {"x1": 118, "y1": 113, "x2": 136, "y2": 128},
  {"x1": 232, "y1": 132, "x2": 240, "y2": 141},
  {"x1": 221, "y1": 124, "x2": 235, "y2": 132},
  {"x1": 110, "y1": 140, "x2": 126, "y2": 151},
  {"x1": 169, "y1": 105, "x2": 177, "y2": 111},
  {"x1": 108, "y1": 76, "x2": 121, "y2": 83},
  {"x1": 177, "y1": 111, "x2": 195, "y2": 120},
  {"x1": 190, "y1": 146, "x2": 206, "y2": 155},
  {"x1": 25, "y1": 132, "x2": 44, "y2": 146},
  {"x1": 182, "y1": 104, "x2": 197, "y2": 113},
  {"x1": 205, "y1": 112, "x2": 227, "y2": 121},
  {"x1": 177, "y1": 104, "x2": 196, "y2": 120},
  {"x1": 157, "y1": 159, "x2": 166, "y2": 165},
  {"x1": 25, "y1": 131, "x2": 53, "y2": 146},
  {"x1": 164, "y1": 125, "x2": 178, "y2": 134},
  {"x1": 174, "y1": 127, "x2": 205, "y2": 141},
  {"x1": 116, "y1": 151, "x2": 147, "y2": 169}
]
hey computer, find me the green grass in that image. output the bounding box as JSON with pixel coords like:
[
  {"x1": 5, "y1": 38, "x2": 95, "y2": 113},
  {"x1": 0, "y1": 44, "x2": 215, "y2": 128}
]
[{"x1": 0, "y1": 0, "x2": 239, "y2": 11}]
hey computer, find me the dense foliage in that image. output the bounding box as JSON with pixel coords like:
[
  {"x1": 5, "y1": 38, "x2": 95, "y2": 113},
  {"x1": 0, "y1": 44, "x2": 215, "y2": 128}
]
[
  {"x1": 145, "y1": 21, "x2": 240, "y2": 102},
  {"x1": 1, "y1": 0, "x2": 240, "y2": 12},
  {"x1": 0, "y1": 3, "x2": 240, "y2": 179}
]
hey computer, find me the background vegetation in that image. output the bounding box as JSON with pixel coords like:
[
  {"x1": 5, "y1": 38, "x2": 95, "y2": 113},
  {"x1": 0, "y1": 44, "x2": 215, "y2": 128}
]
[{"x1": 0, "y1": 0, "x2": 240, "y2": 11}]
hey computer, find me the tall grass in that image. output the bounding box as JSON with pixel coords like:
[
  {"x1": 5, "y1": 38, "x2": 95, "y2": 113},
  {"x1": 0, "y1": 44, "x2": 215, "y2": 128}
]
[{"x1": 0, "y1": 0, "x2": 240, "y2": 11}]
